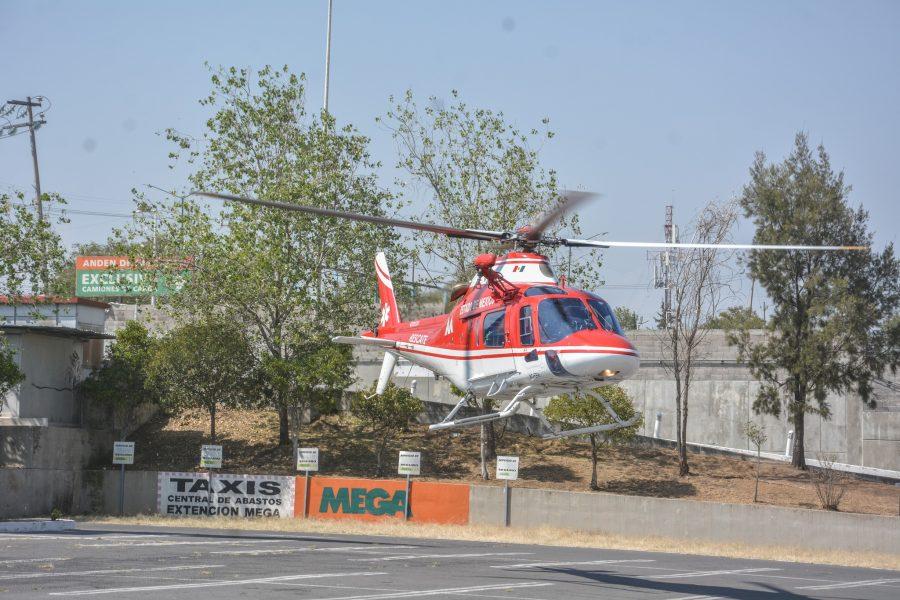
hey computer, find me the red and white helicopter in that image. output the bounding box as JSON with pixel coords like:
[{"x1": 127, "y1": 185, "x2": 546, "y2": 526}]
[{"x1": 197, "y1": 191, "x2": 863, "y2": 439}]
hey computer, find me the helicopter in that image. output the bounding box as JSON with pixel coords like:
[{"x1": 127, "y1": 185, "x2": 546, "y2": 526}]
[{"x1": 196, "y1": 191, "x2": 864, "y2": 439}]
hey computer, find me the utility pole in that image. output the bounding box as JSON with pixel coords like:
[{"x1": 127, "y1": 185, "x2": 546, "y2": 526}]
[
  {"x1": 4, "y1": 97, "x2": 46, "y2": 221},
  {"x1": 661, "y1": 205, "x2": 673, "y2": 328},
  {"x1": 322, "y1": 0, "x2": 334, "y2": 112}
]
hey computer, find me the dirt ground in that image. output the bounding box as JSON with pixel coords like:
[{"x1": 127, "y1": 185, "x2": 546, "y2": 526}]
[{"x1": 128, "y1": 407, "x2": 900, "y2": 517}]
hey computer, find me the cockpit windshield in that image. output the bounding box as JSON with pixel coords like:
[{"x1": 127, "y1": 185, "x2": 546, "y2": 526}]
[
  {"x1": 537, "y1": 298, "x2": 597, "y2": 344},
  {"x1": 587, "y1": 297, "x2": 624, "y2": 335}
]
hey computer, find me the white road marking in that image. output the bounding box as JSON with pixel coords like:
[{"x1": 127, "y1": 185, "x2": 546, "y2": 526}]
[
  {"x1": 354, "y1": 552, "x2": 533, "y2": 562},
  {"x1": 0, "y1": 534, "x2": 168, "y2": 541},
  {"x1": 212, "y1": 545, "x2": 416, "y2": 556},
  {"x1": 0, "y1": 563, "x2": 223, "y2": 581},
  {"x1": 650, "y1": 567, "x2": 780, "y2": 579},
  {"x1": 0, "y1": 557, "x2": 69, "y2": 565},
  {"x1": 493, "y1": 558, "x2": 656, "y2": 569},
  {"x1": 78, "y1": 538, "x2": 289, "y2": 547},
  {"x1": 48, "y1": 571, "x2": 387, "y2": 596},
  {"x1": 299, "y1": 582, "x2": 554, "y2": 600},
  {"x1": 797, "y1": 578, "x2": 900, "y2": 590},
  {"x1": 665, "y1": 596, "x2": 721, "y2": 600}
]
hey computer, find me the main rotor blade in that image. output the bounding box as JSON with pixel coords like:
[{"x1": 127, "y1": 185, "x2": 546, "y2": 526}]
[
  {"x1": 193, "y1": 191, "x2": 507, "y2": 242},
  {"x1": 561, "y1": 239, "x2": 868, "y2": 251},
  {"x1": 526, "y1": 190, "x2": 600, "y2": 241}
]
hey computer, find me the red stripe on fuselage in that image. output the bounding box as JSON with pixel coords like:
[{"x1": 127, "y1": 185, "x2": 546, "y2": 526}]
[{"x1": 397, "y1": 347, "x2": 638, "y2": 361}]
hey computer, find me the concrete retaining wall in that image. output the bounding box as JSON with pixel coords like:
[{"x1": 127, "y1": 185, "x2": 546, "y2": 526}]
[{"x1": 469, "y1": 485, "x2": 900, "y2": 555}]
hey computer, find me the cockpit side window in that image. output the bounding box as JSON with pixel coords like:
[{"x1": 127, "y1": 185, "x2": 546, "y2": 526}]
[
  {"x1": 587, "y1": 298, "x2": 624, "y2": 335},
  {"x1": 524, "y1": 286, "x2": 567, "y2": 297},
  {"x1": 519, "y1": 305, "x2": 534, "y2": 346},
  {"x1": 537, "y1": 298, "x2": 597, "y2": 344},
  {"x1": 483, "y1": 309, "x2": 506, "y2": 347}
]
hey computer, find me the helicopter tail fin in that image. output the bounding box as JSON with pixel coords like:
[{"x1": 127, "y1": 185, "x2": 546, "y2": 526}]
[{"x1": 374, "y1": 252, "x2": 401, "y2": 330}]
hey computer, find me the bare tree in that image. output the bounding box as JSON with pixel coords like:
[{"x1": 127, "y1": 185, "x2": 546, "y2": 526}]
[
  {"x1": 742, "y1": 420, "x2": 768, "y2": 502},
  {"x1": 809, "y1": 453, "x2": 847, "y2": 511},
  {"x1": 660, "y1": 201, "x2": 738, "y2": 476}
]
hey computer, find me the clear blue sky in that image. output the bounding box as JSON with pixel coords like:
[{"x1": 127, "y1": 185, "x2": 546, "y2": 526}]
[{"x1": 3, "y1": 0, "x2": 898, "y2": 321}]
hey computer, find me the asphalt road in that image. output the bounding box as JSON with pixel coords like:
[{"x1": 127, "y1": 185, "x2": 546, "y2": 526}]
[{"x1": 0, "y1": 523, "x2": 897, "y2": 599}]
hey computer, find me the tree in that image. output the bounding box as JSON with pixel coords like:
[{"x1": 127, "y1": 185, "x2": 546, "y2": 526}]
[
  {"x1": 126, "y1": 65, "x2": 404, "y2": 444},
  {"x1": 258, "y1": 336, "x2": 353, "y2": 448},
  {"x1": 146, "y1": 318, "x2": 258, "y2": 442},
  {"x1": 0, "y1": 335, "x2": 24, "y2": 414},
  {"x1": 79, "y1": 321, "x2": 158, "y2": 435},
  {"x1": 733, "y1": 133, "x2": 900, "y2": 469},
  {"x1": 352, "y1": 383, "x2": 423, "y2": 477},
  {"x1": 705, "y1": 306, "x2": 764, "y2": 330},
  {"x1": 1, "y1": 192, "x2": 68, "y2": 297},
  {"x1": 382, "y1": 89, "x2": 602, "y2": 479},
  {"x1": 613, "y1": 307, "x2": 641, "y2": 331},
  {"x1": 544, "y1": 386, "x2": 642, "y2": 490},
  {"x1": 660, "y1": 201, "x2": 738, "y2": 476},
  {"x1": 742, "y1": 420, "x2": 768, "y2": 502}
]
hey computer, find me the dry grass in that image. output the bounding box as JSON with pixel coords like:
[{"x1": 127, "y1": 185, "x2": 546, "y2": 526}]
[
  {"x1": 128, "y1": 408, "x2": 900, "y2": 516},
  {"x1": 86, "y1": 514, "x2": 900, "y2": 571}
]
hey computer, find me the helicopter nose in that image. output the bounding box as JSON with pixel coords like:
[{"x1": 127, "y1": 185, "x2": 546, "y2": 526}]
[{"x1": 552, "y1": 334, "x2": 640, "y2": 380}]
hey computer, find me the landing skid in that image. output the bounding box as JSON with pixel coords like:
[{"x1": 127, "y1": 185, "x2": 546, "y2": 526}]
[{"x1": 427, "y1": 386, "x2": 639, "y2": 439}]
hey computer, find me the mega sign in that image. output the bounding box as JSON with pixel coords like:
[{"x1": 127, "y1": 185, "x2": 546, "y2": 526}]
[
  {"x1": 304, "y1": 476, "x2": 469, "y2": 524},
  {"x1": 157, "y1": 472, "x2": 295, "y2": 518},
  {"x1": 75, "y1": 256, "x2": 188, "y2": 297}
]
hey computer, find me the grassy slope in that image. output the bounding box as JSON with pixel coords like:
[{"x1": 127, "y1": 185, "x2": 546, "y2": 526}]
[{"x1": 128, "y1": 408, "x2": 900, "y2": 517}]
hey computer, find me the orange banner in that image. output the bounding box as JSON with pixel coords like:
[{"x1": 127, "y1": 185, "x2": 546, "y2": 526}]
[{"x1": 296, "y1": 476, "x2": 469, "y2": 525}]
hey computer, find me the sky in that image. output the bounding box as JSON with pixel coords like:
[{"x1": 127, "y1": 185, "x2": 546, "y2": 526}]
[{"x1": 2, "y1": 0, "x2": 898, "y2": 322}]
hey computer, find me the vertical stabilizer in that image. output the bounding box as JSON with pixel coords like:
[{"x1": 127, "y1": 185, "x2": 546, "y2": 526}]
[{"x1": 374, "y1": 252, "x2": 401, "y2": 330}]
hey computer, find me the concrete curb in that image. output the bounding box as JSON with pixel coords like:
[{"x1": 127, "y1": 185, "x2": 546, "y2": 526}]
[{"x1": 0, "y1": 519, "x2": 76, "y2": 533}]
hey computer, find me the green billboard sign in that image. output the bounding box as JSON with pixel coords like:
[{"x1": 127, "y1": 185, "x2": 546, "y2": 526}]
[{"x1": 74, "y1": 256, "x2": 188, "y2": 298}]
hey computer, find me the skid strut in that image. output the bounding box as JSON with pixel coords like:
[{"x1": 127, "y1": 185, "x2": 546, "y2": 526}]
[{"x1": 428, "y1": 386, "x2": 536, "y2": 432}]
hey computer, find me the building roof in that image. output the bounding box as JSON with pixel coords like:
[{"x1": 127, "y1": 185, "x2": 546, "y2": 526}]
[
  {"x1": 0, "y1": 296, "x2": 111, "y2": 309},
  {"x1": 0, "y1": 325, "x2": 115, "y2": 340}
]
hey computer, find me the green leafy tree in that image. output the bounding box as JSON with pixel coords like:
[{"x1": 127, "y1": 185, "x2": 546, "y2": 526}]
[
  {"x1": 0, "y1": 335, "x2": 25, "y2": 414},
  {"x1": 352, "y1": 383, "x2": 423, "y2": 477},
  {"x1": 382, "y1": 90, "x2": 602, "y2": 479},
  {"x1": 79, "y1": 321, "x2": 158, "y2": 434},
  {"x1": 125, "y1": 65, "x2": 405, "y2": 444},
  {"x1": 545, "y1": 386, "x2": 642, "y2": 490},
  {"x1": 1, "y1": 192, "x2": 68, "y2": 296},
  {"x1": 259, "y1": 337, "x2": 353, "y2": 444},
  {"x1": 733, "y1": 133, "x2": 900, "y2": 469},
  {"x1": 613, "y1": 307, "x2": 641, "y2": 331},
  {"x1": 146, "y1": 318, "x2": 258, "y2": 442},
  {"x1": 705, "y1": 306, "x2": 764, "y2": 330}
]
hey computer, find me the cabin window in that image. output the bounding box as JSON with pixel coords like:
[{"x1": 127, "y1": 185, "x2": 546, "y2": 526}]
[
  {"x1": 538, "y1": 298, "x2": 597, "y2": 344},
  {"x1": 519, "y1": 305, "x2": 534, "y2": 346},
  {"x1": 483, "y1": 309, "x2": 506, "y2": 347},
  {"x1": 587, "y1": 297, "x2": 624, "y2": 335},
  {"x1": 524, "y1": 285, "x2": 567, "y2": 297}
]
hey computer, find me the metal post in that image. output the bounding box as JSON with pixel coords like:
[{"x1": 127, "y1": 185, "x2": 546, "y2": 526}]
[
  {"x1": 322, "y1": 0, "x2": 333, "y2": 112},
  {"x1": 404, "y1": 474, "x2": 411, "y2": 521},
  {"x1": 504, "y1": 479, "x2": 511, "y2": 527},
  {"x1": 303, "y1": 470, "x2": 311, "y2": 518},
  {"x1": 785, "y1": 430, "x2": 794, "y2": 458},
  {"x1": 118, "y1": 463, "x2": 125, "y2": 515},
  {"x1": 24, "y1": 97, "x2": 43, "y2": 222}
]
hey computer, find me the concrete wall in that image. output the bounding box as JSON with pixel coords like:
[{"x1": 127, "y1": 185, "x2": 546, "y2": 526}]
[
  {"x1": 469, "y1": 485, "x2": 900, "y2": 556},
  {"x1": 2, "y1": 331, "x2": 84, "y2": 424},
  {"x1": 0, "y1": 425, "x2": 113, "y2": 470}
]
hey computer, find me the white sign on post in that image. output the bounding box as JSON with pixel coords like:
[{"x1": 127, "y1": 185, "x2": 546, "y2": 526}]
[
  {"x1": 397, "y1": 451, "x2": 421, "y2": 476},
  {"x1": 200, "y1": 445, "x2": 223, "y2": 469},
  {"x1": 496, "y1": 455, "x2": 519, "y2": 480},
  {"x1": 296, "y1": 447, "x2": 319, "y2": 472},
  {"x1": 112, "y1": 441, "x2": 135, "y2": 465}
]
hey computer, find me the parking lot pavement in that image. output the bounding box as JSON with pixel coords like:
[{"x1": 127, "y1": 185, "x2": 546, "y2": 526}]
[{"x1": 0, "y1": 523, "x2": 897, "y2": 599}]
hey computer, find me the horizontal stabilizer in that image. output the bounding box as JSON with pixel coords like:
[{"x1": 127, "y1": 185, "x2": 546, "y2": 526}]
[{"x1": 332, "y1": 336, "x2": 397, "y2": 349}]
